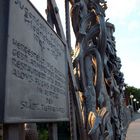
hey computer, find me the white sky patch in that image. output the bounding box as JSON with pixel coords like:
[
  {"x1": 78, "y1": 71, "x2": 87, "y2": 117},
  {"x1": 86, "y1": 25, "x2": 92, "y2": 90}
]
[
  {"x1": 106, "y1": 0, "x2": 137, "y2": 20},
  {"x1": 127, "y1": 21, "x2": 140, "y2": 32},
  {"x1": 117, "y1": 35, "x2": 140, "y2": 88},
  {"x1": 138, "y1": 11, "x2": 140, "y2": 16},
  {"x1": 121, "y1": 61, "x2": 140, "y2": 88}
]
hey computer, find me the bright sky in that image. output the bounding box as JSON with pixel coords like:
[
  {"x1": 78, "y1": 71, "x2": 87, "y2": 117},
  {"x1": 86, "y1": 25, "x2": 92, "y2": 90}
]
[{"x1": 30, "y1": 0, "x2": 140, "y2": 88}]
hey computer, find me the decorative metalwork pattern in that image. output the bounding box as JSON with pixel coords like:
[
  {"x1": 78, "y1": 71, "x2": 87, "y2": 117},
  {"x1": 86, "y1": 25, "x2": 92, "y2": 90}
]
[{"x1": 70, "y1": 0, "x2": 130, "y2": 139}]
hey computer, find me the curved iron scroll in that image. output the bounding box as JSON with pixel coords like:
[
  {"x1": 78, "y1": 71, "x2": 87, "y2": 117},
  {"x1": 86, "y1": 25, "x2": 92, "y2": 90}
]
[{"x1": 70, "y1": 0, "x2": 130, "y2": 140}]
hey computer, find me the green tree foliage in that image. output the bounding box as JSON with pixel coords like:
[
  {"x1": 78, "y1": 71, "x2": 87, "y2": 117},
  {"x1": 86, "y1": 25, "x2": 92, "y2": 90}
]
[
  {"x1": 37, "y1": 124, "x2": 48, "y2": 140},
  {"x1": 38, "y1": 129, "x2": 48, "y2": 140},
  {"x1": 125, "y1": 86, "x2": 140, "y2": 101}
]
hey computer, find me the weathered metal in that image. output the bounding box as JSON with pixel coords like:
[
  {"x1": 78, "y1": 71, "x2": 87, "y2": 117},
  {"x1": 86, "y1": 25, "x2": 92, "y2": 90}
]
[
  {"x1": 70, "y1": 0, "x2": 130, "y2": 140},
  {"x1": 47, "y1": 0, "x2": 86, "y2": 139},
  {"x1": 0, "y1": 0, "x2": 131, "y2": 139},
  {"x1": 0, "y1": 0, "x2": 69, "y2": 123}
]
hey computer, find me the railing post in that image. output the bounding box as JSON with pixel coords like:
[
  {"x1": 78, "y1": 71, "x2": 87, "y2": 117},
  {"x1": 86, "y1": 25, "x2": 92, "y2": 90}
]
[
  {"x1": 48, "y1": 123, "x2": 58, "y2": 140},
  {"x1": 3, "y1": 124, "x2": 25, "y2": 140}
]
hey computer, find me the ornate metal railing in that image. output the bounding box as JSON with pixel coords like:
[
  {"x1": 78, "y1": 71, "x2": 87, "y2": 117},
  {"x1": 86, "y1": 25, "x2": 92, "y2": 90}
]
[
  {"x1": 0, "y1": 0, "x2": 131, "y2": 140},
  {"x1": 70, "y1": 0, "x2": 131, "y2": 139}
]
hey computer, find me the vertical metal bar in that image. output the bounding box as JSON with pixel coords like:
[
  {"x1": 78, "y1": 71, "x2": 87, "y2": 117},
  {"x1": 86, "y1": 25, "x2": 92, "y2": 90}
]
[
  {"x1": 0, "y1": 0, "x2": 10, "y2": 123},
  {"x1": 3, "y1": 124, "x2": 25, "y2": 140},
  {"x1": 46, "y1": 0, "x2": 54, "y2": 28},
  {"x1": 0, "y1": 124, "x2": 3, "y2": 139},
  {"x1": 69, "y1": 90, "x2": 78, "y2": 140},
  {"x1": 48, "y1": 123, "x2": 58, "y2": 140},
  {"x1": 65, "y1": 0, "x2": 72, "y2": 53},
  {"x1": 46, "y1": 1, "x2": 58, "y2": 139}
]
